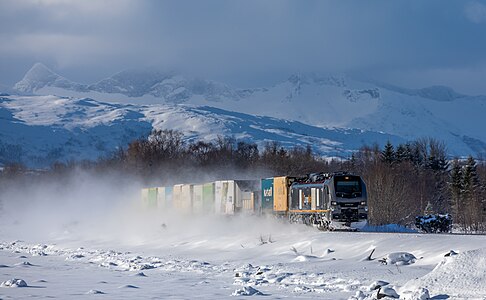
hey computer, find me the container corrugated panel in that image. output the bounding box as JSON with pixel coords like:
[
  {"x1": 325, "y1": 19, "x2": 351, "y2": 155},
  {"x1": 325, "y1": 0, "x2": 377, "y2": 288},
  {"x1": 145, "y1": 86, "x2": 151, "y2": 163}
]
[
  {"x1": 141, "y1": 188, "x2": 149, "y2": 208},
  {"x1": 202, "y1": 182, "x2": 215, "y2": 213},
  {"x1": 192, "y1": 184, "x2": 203, "y2": 214},
  {"x1": 156, "y1": 186, "x2": 166, "y2": 209},
  {"x1": 261, "y1": 178, "x2": 274, "y2": 213},
  {"x1": 274, "y1": 176, "x2": 289, "y2": 212},
  {"x1": 148, "y1": 187, "x2": 158, "y2": 208},
  {"x1": 172, "y1": 184, "x2": 183, "y2": 212},
  {"x1": 181, "y1": 184, "x2": 193, "y2": 214}
]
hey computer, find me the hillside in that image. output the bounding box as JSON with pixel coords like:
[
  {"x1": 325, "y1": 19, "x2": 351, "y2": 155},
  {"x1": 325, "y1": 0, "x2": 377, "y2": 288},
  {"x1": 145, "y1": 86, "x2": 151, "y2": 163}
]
[{"x1": 0, "y1": 95, "x2": 401, "y2": 167}]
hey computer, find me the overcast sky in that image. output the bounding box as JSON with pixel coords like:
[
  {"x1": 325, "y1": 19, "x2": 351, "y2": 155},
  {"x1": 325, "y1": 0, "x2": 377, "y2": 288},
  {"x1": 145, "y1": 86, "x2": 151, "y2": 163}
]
[{"x1": 1, "y1": 0, "x2": 486, "y2": 94}]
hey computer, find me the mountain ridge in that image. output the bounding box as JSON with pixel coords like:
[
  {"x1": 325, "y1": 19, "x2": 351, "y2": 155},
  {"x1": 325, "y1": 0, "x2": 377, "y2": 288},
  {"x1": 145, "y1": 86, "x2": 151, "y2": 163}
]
[{"x1": 6, "y1": 63, "x2": 486, "y2": 166}]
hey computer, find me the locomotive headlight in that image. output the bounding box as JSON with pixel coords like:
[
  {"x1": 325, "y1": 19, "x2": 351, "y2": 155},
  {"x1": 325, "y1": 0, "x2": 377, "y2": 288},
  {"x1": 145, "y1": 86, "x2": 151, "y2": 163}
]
[
  {"x1": 331, "y1": 201, "x2": 337, "y2": 206},
  {"x1": 360, "y1": 201, "x2": 366, "y2": 206}
]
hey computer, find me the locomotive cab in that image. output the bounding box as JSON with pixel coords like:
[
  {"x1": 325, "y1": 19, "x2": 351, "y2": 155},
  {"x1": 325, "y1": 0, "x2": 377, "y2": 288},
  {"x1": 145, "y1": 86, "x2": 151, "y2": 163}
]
[{"x1": 328, "y1": 174, "x2": 368, "y2": 229}]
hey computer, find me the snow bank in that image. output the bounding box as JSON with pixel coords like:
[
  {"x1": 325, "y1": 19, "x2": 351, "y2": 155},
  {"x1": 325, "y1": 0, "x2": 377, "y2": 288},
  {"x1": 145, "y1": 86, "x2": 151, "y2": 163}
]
[
  {"x1": 380, "y1": 252, "x2": 416, "y2": 265},
  {"x1": 1, "y1": 278, "x2": 27, "y2": 288},
  {"x1": 401, "y1": 248, "x2": 486, "y2": 298},
  {"x1": 232, "y1": 286, "x2": 264, "y2": 296}
]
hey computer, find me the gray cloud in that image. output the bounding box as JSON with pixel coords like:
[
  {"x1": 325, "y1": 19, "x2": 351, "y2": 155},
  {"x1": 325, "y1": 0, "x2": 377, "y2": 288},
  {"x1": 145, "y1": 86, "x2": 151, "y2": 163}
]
[{"x1": 1, "y1": 0, "x2": 486, "y2": 93}]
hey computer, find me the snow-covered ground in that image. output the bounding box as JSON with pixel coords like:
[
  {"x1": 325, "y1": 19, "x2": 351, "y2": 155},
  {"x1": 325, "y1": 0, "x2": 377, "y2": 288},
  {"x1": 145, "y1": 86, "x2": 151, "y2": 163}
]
[{"x1": 1, "y1": 200, "x2": 485, "y2": 299}]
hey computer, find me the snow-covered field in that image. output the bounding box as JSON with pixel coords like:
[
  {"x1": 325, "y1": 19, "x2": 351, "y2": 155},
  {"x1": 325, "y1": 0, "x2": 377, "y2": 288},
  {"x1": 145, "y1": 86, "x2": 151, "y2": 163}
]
[
  {"x1": 0, "y1": 176, "x2": 485, "y2": 299},
  {"x1": 1, "y1": 211, "x2": 486, "y2": 299}
]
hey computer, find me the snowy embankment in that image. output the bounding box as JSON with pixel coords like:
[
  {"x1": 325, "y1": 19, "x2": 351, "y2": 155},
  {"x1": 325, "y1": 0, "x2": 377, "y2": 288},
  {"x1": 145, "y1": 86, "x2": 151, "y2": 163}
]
[{"x1": 1, "y1": 210, "x2": 485, "y2": 299}]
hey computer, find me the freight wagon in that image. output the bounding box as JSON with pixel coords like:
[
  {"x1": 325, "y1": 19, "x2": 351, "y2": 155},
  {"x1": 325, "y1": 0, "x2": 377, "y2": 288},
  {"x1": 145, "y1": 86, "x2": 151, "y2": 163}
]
[{"x1": 141, "y1": 172, "x2": 368, "y2": 230}]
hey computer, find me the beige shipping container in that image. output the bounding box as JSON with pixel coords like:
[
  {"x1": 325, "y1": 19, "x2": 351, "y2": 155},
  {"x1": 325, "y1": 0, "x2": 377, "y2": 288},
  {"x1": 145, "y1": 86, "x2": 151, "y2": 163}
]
[{"x1": 273, "y1": 176, "x2": 293, "y2": 212}]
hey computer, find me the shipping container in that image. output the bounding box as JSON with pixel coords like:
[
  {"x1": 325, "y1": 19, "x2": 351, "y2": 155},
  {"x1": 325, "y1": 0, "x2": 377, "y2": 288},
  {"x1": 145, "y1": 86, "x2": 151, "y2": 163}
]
[
  {"x1": 202, "y1": 182, "x2": 215, "y2": 213},
  {"x1": 261, "y1": 178, "x2": 274, "y2": 214},
  {"x1": 236, "y1": 180, "x2": 260, "y2": 214},
  {"x1": 214, "y1": 180, "x2": 234, "y2": 214},
  {"x1": 215, "y1": 180, "x2": 259, "y2": 215},
  {"x1": 156, "y1": 186, "x2": 166, "y2": 209},
  {"x1": 172, "y1": 184, "x2": 183, "y2": 212},
  {"x1": 273, "y1": 176, "x2": 287, "y2": 212},
  {"x1": 192, "y1": 184, "x2": 204, "y2": 214},
  {"x1": 165, "y1": 186, "x2": 173, "y2": 209},
  {"x1": 141, "y1": 188, "x2": 149, "y2": 208},
  {"x1": 180, "y1": 184, "x2": 193, "y2": 214},
  {"x1": 148, "y1": 187, "x2": 158, "y2": 208}
]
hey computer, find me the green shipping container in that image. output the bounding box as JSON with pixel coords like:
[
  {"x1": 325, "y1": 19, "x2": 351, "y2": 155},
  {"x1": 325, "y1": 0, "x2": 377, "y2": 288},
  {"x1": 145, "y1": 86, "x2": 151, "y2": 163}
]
[
  {"x1": 148, "y1": 187, "x2": 158, "y2": 208},
  {"x1": 261, "y1": 178, "x2": 274, "y2": 213},
  {"x1": 202, "y1": 182, "x2": 215, "y2": 213}
]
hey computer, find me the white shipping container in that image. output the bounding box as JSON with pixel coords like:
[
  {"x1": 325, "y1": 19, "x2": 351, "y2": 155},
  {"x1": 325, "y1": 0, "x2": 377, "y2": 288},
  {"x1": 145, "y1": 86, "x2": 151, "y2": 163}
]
[
  {"x1": 173, "y1": 184, "x2": 183, "y2": 213},
  {"x1": 181, "y1": 184, "x2": 193, "y2": 214},
  {"x1": 215, "y1": 180, "x2": 235, "y2": 215},
  {"x1": 141, "y1": 188, "x2": 149, "y2": 208},
  {"x1": 192, "y1": 184, "x2": 203, "y2": 214}
]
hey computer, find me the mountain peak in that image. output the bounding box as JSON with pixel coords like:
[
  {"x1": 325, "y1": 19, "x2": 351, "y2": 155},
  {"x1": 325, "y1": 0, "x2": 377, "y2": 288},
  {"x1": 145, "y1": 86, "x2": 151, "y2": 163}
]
[
  {"x1": 14, "y1": 63, "x2": 62, "y2": 93},
  {"x1": 13, "y1": 63, "x2": 85, "y2": 93}
]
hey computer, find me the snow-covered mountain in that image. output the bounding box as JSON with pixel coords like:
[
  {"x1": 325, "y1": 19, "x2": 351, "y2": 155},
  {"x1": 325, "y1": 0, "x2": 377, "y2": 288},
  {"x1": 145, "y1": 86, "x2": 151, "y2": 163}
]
[
  {"x1": 6, "y1": 63, "x2": 486, "y2": 165},
  {"x1": 0, "y1": 94, "x2": 401, "y2": 167},
  {"x1": 14, "y1": 63, "x2": 258, "y2": 103}
]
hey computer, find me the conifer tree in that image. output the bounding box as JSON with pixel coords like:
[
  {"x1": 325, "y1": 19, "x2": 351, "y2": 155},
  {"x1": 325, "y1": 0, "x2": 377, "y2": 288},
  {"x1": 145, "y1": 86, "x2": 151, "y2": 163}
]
[{"x1": 380, "y1": 141, "x2": 395, "y2": 165}]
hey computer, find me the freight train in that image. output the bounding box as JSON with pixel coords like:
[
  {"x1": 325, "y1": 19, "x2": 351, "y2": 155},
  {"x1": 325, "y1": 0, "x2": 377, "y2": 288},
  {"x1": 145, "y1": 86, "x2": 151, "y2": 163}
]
[{"x1": 141, "y1": 172, "x2": 368, "y2": 230}]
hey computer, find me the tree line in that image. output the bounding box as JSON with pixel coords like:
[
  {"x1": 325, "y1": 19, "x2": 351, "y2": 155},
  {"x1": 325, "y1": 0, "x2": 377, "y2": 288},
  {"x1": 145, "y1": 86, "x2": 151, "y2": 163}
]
[{"x1": 1, "y1": 130, "x2": 485, "y2": 232}]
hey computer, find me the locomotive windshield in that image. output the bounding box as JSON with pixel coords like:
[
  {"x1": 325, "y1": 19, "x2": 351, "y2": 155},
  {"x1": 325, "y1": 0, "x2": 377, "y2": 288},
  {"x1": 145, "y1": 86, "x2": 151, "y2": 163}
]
[{"x1": 334, "y1": 176, "x2": 362, "y2": 197}]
